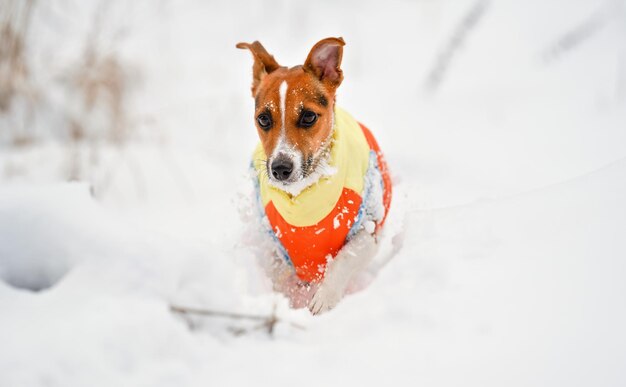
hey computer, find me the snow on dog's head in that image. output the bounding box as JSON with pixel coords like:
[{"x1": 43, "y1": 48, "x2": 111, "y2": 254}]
[{"x1": 237, "y1": 38, "x2": 345, "y2": 195}]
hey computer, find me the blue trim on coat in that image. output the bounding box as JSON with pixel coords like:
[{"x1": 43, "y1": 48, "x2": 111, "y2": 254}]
[{"x1": 250, "y1": 163, "x2": 293, "y2": 267}]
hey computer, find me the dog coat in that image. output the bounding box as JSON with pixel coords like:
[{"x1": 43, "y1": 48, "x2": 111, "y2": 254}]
[{"x1": 252, "y1": 107, "x2": 392, "y2": 283}]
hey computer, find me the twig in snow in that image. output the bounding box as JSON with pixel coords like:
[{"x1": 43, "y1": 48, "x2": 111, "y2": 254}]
[
  {"x1": 423, "y1": 0, "x2": 490, "y2": 93},
  {"x1": 541, "y1": 10, "x2": 609, "y2": 63},
  {"x1": 170, "y1": 303, "x2": 305, "y2": 337}
]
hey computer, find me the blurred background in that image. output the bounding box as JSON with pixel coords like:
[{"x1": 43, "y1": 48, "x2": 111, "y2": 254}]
[{"x1": 1, "y1": 0, "x2": 625, "y2": 386}]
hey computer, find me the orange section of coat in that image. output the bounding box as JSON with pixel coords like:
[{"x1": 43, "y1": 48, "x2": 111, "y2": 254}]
[
  {"x1": 264, "y1": 122, "x2": 391, "y2": 283},
  {"x1": 265, "y1": 187, "x2": 362, "y2": 283}
]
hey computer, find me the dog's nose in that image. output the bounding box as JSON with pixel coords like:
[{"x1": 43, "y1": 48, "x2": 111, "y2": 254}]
[{"x1": 271, "y1": 158, "x2": 293, "y2": 181}]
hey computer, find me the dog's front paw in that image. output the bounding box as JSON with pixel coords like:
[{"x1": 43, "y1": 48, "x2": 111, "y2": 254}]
[{"x1": 308, "y1": 284, "x2": 342, "y2": 315}]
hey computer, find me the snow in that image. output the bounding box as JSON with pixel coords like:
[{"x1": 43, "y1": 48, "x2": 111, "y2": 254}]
[
  {"x1": 1, "y1": 0, "x2": 626, "y2": 386},
  {"x1": 0, "y1": 184, "x2": 94, "y2": 291}
]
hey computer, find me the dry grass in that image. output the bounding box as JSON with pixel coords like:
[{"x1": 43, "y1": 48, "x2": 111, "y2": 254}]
[
  {"x1": 64, "y1": 47, "x2": 132, "y2": 146},
  {"x1": 1, "y1": 0, "x2": 135, "y2": 146},
  {"x1": 423, "y1": 0, "x2": 490, "y2": 93},
  {"x1": 0, "y1": 0, "x2": 38, "y2": 147},
  {"x1": 0, "y1": 0, "x2": 145, "y2": 192},
  {"x1": 0, "y1": 0, "x2": 34, "y2": 112}
]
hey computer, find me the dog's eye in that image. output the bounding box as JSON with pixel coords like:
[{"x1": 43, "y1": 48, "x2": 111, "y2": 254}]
[
  {"x1": 257, "y1": 113, "x2": 272, "y2": 130},
  {"x1": 299, "y1": 111, "x2": 317, "y2": 128}
]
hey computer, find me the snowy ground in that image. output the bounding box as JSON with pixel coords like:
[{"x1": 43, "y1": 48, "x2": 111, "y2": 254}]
[{"x1": 1, "y1": 0, "x2": 626, "y2": 386}]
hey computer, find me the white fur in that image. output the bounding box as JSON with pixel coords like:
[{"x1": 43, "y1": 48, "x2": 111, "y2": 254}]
[
  {"x1": 267, "y1": 110, "x2": 336, "y2": 197},
  {"x1": 269, "y1": 137, "x2": 302, "y2": 186},
  {"x1": 309, "y1": 230, "x2": 378, "y2": 315},
  {"x1": 268, "y1": 154, "x2": 336, "y2": 196},
  {"x1": 279, "y1": 81, "x2": 287, "y2": 133},
  {"x1": 269, "y1": 81, "x2": 304, "y2": 188}
]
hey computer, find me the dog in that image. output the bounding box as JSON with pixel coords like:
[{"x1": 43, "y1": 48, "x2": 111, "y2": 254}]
[{"x1": 237, "y1": 37, "x2": 392, "y2": 315}]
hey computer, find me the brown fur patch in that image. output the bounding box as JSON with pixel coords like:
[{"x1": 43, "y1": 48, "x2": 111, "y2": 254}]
[{"x1": 254, "y1": 67, "x2": 335, "y2": 165}]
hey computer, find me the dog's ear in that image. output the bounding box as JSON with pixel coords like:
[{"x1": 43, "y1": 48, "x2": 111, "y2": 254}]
[
  {"x1": 303, "y1": 37, "x2": 345, "y2": 88},
  {"x1": 236, "y1": 41, "x2": 281, "y2": 96}
]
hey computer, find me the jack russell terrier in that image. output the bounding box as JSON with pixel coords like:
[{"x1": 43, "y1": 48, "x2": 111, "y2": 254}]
[{"x1": 237, "y1": 37, "x2": 392, "y2": 315}]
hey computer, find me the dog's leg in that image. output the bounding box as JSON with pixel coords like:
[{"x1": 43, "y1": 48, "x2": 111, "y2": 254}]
[{"x1": 309, "y1": 230, "x2": 378, "y2": 315}]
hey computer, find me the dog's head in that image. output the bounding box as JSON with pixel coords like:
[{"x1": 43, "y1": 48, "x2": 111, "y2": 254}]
[{"x1": 237, "y1": 37, "x2": 345, "y2": 191}]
